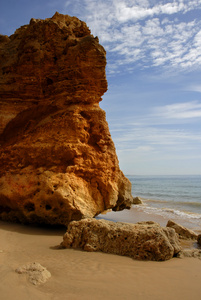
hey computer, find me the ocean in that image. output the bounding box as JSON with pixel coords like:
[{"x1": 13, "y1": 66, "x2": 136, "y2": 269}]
[{"x1": 98, "y1": 175, "x2": 201, "y2": 230}]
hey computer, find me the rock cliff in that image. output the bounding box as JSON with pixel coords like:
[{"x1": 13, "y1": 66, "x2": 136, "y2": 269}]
[{"x1": 0, "y1": 12, "x2": 132, "y2": 225}]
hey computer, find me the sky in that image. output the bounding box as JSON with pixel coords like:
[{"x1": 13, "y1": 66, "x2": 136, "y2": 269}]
[{"x1": 1, "y1": 0, "x2": 201, "y2": 175}]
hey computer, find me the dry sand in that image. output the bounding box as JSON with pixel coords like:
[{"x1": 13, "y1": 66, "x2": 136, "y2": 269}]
[{"x1": 1, "y1": 219, "x2": 201, "y2": 300}]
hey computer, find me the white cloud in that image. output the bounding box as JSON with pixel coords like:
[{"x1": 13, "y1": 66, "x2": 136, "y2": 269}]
[
  {"x1": 186, "y1": 84, "x2": 201, "y2": 93},
  {"x1": 114, "y1": 126, "x2": 201, "y2": 146},
  {"x1": 63, "y1": 0, "x2": 201, "y2": 73},
  {"x1": 107, "y1": 100, "x2": 201, "y2": 157},
  {"x1": 154, "y1": 101, "x2": 201, "y2": 119}
]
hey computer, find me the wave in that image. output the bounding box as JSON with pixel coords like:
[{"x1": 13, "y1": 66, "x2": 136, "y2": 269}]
[
  {"x1": 133, "y1": 204, "x2": 201, "y2": 223},
  {"x1": 142, "y1": 198, "x2": 201, "y2": 208}
]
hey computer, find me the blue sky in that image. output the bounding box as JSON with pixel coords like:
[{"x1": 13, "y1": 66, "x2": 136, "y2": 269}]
[{"x1": 1, "y1": 0, "x2": 201, "y2": 175}]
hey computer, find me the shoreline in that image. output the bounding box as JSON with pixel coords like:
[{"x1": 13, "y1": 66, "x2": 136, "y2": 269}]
[
  {"x1": 98, "y1": 205, "x2": 201, "y2": 232},
  {"x1": 1, "y1": 208, "x2": 201, "y2": 299}
]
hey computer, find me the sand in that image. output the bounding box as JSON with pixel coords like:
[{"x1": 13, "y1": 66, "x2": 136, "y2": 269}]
[{"x1": 1, "y1": 219, "x2": 201, "y2": 300}]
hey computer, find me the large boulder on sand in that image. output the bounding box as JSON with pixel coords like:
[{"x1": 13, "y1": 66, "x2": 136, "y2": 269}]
[
  {"x1": 0, "y1": 13, "x2": 133, "y2": 225},
  {"x1": 61, "y1": 218, "x2": 181, "y2": 261}
]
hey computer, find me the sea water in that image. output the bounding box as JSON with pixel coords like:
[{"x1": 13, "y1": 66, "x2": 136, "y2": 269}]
[
  {"x1": 98, "y1": 175, "x2": 201, "y2": 229},
  {"x1": 130, "y1": 175, "x2": 201, "y2": 214}
]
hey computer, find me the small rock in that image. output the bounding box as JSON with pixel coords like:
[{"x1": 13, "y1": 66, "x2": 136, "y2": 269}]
[
  {"x1": 133, "y1": 197, "x2": 143, "y2": 204},
  {"x1": 15, "y1": 262, "x2": 51, "y2": 285},
  {"x1": 166, "y1": 220, "x2": 198, "y2": 240}
]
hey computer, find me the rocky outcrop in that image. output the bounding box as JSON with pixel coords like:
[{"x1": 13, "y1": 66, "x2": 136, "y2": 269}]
[
  {"x1": 61, "y1": 218, "x2": 181, "y2": 261},
  {"x1": 166, "y1": 220, "x2": 198, "y2": 240},
  {"x1": 0, "y1": 13, "x2": 133, "y2": 225}
]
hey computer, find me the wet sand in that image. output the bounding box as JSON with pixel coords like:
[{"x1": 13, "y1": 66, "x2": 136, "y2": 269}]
[
  {"x1": 98, "y1": 205, "x2": 201, "y2": 231},
  {"x1": 1, "y1": 215, "x2": 201, "y2": 300}
]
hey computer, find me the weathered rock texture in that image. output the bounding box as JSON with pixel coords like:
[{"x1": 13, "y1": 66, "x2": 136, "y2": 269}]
[
  {"x1": 166, "y1": 220, "x2": 198, "y2": 240},
  {"x1": 0, "y1": 13, "x2": 132, "y2": 225},
  {"x1": 15, "y1": 262, "x2": 51, "y2": 285},
  {"x1": 177, "y1": 249, "x2": 201, "y2": 259},
  {"x1": 133, "y1": 196, "x2": 143, "y2": 205},
  {"x1": 61, "y1": 218, "x2": 181, "y2": 261}
]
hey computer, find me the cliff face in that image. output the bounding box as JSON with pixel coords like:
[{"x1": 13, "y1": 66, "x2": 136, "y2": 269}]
[{"x1": 0, "y1": 12, "x2": 132, "y2": 225}]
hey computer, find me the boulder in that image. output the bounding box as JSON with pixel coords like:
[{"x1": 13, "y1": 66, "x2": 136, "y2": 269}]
[
  {"x1": 166, "y1": 220, "x2": 198, "y2": 240},
  {"x1": 0, "y1": 13, "x2": 133, "y2": 225},
  {"x1": 61, "y1": 218, "x2": 181, "y2": 261}
]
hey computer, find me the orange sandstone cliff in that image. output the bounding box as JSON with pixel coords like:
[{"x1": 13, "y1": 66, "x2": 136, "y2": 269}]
[{"x1": 0, "y1": 12, "x2": 132, "y2": 225}]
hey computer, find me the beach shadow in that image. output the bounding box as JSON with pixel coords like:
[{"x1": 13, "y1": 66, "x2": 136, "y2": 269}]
[
  {"x1": 194, "y1": 241, "x2": 201, "y2": 250},
  {"x1": 0, "y1": 220, "x2": 66, "y2": 236},
  {"x1": 49, "y1": 244, "x2": 66, "y2": 250}
]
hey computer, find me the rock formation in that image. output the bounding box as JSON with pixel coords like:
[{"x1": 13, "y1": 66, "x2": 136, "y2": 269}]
[
  {"x1": 0, "y1": 12, "x2": 133, "y2": 225},
  {"x1": 166, "y1": 220, "x2": 198, "y2": 240},
  {"x1": 61, "y1": 218, "x2": 181, "y2": 261},
  {"x1": 15, "y1": 262, "x2": 51, "y2": 285}
]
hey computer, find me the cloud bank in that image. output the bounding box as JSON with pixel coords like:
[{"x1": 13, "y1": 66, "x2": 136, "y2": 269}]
[{"x1": 64, "y1": 0, "x2": 201, "y2": 73}]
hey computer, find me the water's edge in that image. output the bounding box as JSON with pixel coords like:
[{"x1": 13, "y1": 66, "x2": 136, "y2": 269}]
[{"x1": 98, "y1": 175, "x2": 201, "y2": 231}]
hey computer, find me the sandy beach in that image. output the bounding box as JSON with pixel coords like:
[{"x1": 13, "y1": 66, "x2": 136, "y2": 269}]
[{"x1": 1, "y1": 216, "x2": 201, "y2": 300}]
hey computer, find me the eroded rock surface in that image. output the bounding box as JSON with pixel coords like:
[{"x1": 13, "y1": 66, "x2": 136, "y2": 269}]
[
  {"x1": 177, "y1": 249, "x2": 201, "y2": 259},
  {"x1": 61, "y1": 218, "x2": 181, "y2": 261},
  {"x1": 15, "y1": 262, "x2": 51, "y2": 285},
  {"x1": 166, "y1": 220, "x2": 198, "y2": 240},
  {"x1": 133, "y1": 196, "x2": 143, "y2": 205},
  {"x1": 0, "y1": 13, "x2": 132, "y2": 225}
]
